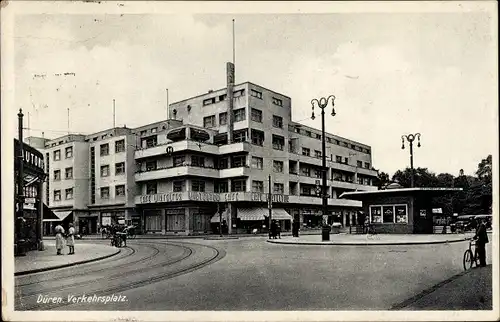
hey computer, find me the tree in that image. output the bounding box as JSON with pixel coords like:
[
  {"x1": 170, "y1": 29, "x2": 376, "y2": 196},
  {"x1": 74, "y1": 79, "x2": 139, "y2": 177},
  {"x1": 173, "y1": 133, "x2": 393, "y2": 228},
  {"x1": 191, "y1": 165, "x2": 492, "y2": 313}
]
[
  {"x1": 373, "y1": 171, "x2": 390, "y2": 189},
  {"x1": 392, "y1": 167, "x2": 439, "y2": 188}
]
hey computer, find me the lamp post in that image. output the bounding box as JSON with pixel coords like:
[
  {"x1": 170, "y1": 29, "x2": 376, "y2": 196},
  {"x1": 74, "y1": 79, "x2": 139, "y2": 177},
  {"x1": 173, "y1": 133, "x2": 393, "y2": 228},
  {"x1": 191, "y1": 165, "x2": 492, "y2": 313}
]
[
  {"x1": 311, "y1": 95, "x2": 336, "y2": 241},
  {"x1": 401, "y1": 133, "x2": 421, "y2": 188}
]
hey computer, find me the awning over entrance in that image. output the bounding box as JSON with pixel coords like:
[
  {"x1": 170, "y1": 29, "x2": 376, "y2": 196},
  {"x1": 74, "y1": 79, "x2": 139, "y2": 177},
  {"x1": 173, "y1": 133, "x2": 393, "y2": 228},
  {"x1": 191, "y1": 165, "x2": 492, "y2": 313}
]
[
  {"x1": 43, "y1": 209, "x2": 73, "y2": 221},
  {"x1": 237, "y1": 208, "x2": 292, "y2": 221},
  {"x1": 41, "y1": 203, "x2": 60, "y2": 221},
  {"x1": 210, "y1": 210, "x2": 229, "y2": 223}
]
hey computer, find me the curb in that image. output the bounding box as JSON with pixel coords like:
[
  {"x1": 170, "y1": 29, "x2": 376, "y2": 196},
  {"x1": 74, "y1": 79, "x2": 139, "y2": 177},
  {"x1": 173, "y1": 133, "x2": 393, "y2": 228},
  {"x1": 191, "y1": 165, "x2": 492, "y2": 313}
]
[
  {"x1": 203, "y1": 237, "x2": 240, "y2": 240},
  {"x1": 15, "y1": 248, "x2": 122, "y2": 276},
  {"x1": 390, "y1": 265, "x2": 491, "y2": 310},
  {"x1": 266, "y1": 238, "x2": 470, "y2": 246}
]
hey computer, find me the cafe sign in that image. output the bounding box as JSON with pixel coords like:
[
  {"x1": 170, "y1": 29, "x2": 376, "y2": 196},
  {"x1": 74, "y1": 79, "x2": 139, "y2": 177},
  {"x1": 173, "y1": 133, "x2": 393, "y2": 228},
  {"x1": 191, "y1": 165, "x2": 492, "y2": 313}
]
[
  {"x1": 137, "y1": 192, "x2": 290, "y2": 204},
  {"x1": 139, "y1": 192, "x2": 183, "y2": 204},
  {"x1": 250, "y1": 193, "x2": 289, "y2": 203}
]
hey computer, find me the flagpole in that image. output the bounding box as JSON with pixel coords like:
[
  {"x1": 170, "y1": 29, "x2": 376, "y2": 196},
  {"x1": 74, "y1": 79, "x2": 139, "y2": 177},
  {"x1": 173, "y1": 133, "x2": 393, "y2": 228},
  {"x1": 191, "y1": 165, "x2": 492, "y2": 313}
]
[{"x1": 113, "y1": 99, "x2": 116, "y2": 128}]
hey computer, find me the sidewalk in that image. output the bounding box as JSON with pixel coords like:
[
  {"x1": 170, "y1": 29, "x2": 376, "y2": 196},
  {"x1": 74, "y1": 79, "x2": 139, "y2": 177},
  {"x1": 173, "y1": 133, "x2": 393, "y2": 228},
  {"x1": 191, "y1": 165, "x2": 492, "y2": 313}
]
[
  {"x1": 392, "y1": 265, "x2": 493, "y2": 310},
  {"x1": 267, "y1": 232, "x2": 476, "y2": 246},
  {"x1": 15, "y1": 242, "x2": 120, "y2": 276}
]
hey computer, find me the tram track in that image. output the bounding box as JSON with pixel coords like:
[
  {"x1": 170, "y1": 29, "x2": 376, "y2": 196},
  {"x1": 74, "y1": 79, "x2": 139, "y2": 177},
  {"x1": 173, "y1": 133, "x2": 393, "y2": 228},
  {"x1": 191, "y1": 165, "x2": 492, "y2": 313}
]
[
  {"x1": 17, "y1": 242, "x2": 188, "y2": 298},
  {"x1": 17, "y1": 241, "x2": 226, "y2": 311}
]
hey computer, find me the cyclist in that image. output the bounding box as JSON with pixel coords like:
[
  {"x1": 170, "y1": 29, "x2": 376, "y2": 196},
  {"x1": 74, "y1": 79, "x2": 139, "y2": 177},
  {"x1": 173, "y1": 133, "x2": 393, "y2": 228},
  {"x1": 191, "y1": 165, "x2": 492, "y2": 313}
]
[{"x1": 473, "y1": 218, "x2": 489, "y2": 267}]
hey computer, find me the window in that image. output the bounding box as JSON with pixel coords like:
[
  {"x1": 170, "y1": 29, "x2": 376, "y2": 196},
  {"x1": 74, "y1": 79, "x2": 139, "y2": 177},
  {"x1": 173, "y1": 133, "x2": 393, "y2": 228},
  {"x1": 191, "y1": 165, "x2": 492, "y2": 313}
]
[
  {"x1": 65, "y1": 146, "x2": 73, "y2": 158},
  {"x1": 272, "y1": 135, "x2": 284, "y2": 150},
  {"x1": 218, "y1": 158, "x2": 229, "y2": 169},
  {"x1": 251, "y1": 108, "x2": 262, "y2": 122},
  {"x1": 54, "y1": 190, "x2": 61, "y2": 201},
  {"x1": 305, "y1": 131, "x2": 312, "y2": 137},
  {"x1": 100, "y1": 144, "x2": 109, "y2": 156},
  {"x1": 116, "y1": 185, "x2": 126, "y2": 197},
  {"x1": 315, "y1": 134, "x2": 321, "y2": 140},
  {"x1": 140, "y1": 130, "x2": 147, "y2": 136},
  {"x1": 357, "y1": 161, "x2": 363, "y2": 168},
  {"x1": 215, "y1": 181, "x2": 229, "y2": 193},
  {"x1": 65, "y1": 167, "x2": 73, "y2": 179},
  {"x1": 115, "y1": 162, "x2": 125, "y2": 175},
  {"x1": 191, "y1": 156, "x2": 205, "y2": 167},
  {"x1": 115, "y1": 140, "x2": 125, "y2": 153},
  {"x1": 203, "y1": 97, "x2": 216, "y2": 106},
  {"x1": 382, "y1": 206, "x2": 394, "y2": 223},
  {"x1": 395, "y1": 205, "x2": 408, "y2": 223},
  {"x1": 231, "y1": 179, "x2": 246, "y2": 192},
  {"x1": 251, "y1": 156, "x2": 263, "y2": 169},
  {"x1": 173, "y1": 155, "x2": 186, "y2": 167},
  {"x1": 273, "y1": 183, "x2": 284, "y2": 194},
  {"x1": 234, "y1": 89, "x2": 245, "y2": 97},
  {"x1": 54, "y1": 150, "x2": 61, "y2": 161},
  {"x1": 314, "y1": 169, "x2": 322, "y2": 179},
  {"x1": 370, "y1": 206, "x2": 382, "y2": 223},
  {"x1": 326, "y1": 137, "x2": 332, "y2": 143},
  {"x1": 219, "y1": 94, "x2": 227, "y2": 101},
  {"x1": 173, "y1": 181, "x2": 184, "y2": 192},
  {"x1": 192, "y1": 180, "x2": 206, "y2": 192},
  {"x1": 301, "y1": 167, "x2": 311, "y2": 176},
  {"x1": 252, "y1": 181, "x2": 264, "y2": 193},
  {"x1": 146, "y1": 182, "x2": 157, "y2": 195},
  {"x1": 151, "y1": 127, "x2": 157, "y2": 133},
  {"x1": 100, "y1": 187, "x2": 110, "y2": 199},
  {"x1": 301, "y1": 186, "x2": 312, "y2": 196},
  {"x1": 219, "y1": 112, "x2": 227, "y2": 125},
  {"x1": 358, "y1": 177, "x2": 364, "y2": 185},
  {"x1": 251, "y1": 129, "x2": 264, "y2": 146},
  {"x1": 64, "y1": 188, "x2": 73, "y2": 200},
  {"x1": 250, "y1": 89, "x2": 262, "y2": 99},
  {"x1": 272, "y1": 115, "x2": 283, "y2": 128},
  {"x1": 203, "y1": 115, "x2": 216, "y2": 128},
  {"x1": 344, "y1": 157, "x2": 349, "y2": 164},
  {"x1": 100, "y1": 165, "x2": 110, "y2": 177},
  {"x1": 302, "y1": 148, "x2": 310, "y2": 156},
  {"x1": 314, "y1": 150, "x2": 321, "y2": 158},
  {"x1": 54, "y1": 170, "x2": 61, "y2": 181},
  {"x1": 145, "y1": 136, "x2": 157, "y2": 148},
  {"x1": 365, "y1": 162, "x2": 370, "y2": 169},
  {"x1": 336, "y1": 155, "x2": 342, "y2": 163},
  {"x1": 233, "y1": 108, "x2": 246, "y2": 122},
  {"x1": 273, "y1": 160, "x2": 284, "y2": 173},
  {"x1": 146, "y1": 160, "x2": 157, "y2": 171},
  {"x1": 272, "y1": 97, "x2": 283, "y2": 106},
  {"x1": 231, "y1": 155, "x2": 246, "y2": 168}
]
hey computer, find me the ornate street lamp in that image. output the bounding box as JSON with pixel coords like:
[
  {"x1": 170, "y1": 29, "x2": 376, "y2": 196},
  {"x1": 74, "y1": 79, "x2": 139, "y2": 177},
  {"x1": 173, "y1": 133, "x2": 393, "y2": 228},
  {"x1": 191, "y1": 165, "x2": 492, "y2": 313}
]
[
  {"x1": 401, "y1": 133, "x2": 421, "y2": 188},
  {"x1": 311, "y1": 95, "x2": 336, "y2": 241}
]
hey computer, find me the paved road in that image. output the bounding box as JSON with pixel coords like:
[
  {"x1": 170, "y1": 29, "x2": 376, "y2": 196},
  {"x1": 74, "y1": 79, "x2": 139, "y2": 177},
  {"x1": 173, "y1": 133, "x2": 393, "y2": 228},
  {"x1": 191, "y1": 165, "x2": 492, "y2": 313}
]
[{"x1": 15, "y1": 238, "x2": 492, "y2": 311}]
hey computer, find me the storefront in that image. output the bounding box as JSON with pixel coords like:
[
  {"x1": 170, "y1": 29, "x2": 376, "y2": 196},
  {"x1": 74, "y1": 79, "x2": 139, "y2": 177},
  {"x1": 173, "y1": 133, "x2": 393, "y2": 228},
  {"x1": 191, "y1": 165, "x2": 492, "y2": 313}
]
[{"x1": 339, "y1": 186, "x2": 462, "y2": 234}]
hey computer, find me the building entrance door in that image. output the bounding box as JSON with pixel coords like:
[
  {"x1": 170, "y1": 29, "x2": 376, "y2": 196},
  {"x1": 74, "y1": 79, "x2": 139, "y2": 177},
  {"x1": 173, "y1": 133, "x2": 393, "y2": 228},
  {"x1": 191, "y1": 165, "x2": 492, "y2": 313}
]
[{"x1": 166, "y1": 212, "x2": 185, "y2": 232}]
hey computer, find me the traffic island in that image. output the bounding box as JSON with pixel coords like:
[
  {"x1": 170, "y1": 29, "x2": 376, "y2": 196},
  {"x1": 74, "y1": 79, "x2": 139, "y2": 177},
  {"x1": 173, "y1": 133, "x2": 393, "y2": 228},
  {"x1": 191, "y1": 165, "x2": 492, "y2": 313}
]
[{"x1": 267, "y1": 233, "x2": 475, "y2": 246}]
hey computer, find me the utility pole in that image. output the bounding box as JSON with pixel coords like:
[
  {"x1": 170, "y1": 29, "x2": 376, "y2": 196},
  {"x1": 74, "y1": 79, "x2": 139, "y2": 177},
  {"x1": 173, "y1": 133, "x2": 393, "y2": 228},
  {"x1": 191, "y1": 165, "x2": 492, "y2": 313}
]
[
  {"x1": 268, "y1": 175, "x2": 272, "y2": 238},
  {"x1": 16, "y1": 109, "x2": 26, "y2": 256},
  {"x1": 218, "y1": 203, "x2": 222, "y2": 237}
]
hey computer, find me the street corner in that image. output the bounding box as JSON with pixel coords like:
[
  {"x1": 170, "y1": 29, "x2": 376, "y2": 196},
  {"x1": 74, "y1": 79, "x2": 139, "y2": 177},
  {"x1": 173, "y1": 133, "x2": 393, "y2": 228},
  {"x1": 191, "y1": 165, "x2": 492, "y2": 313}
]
[{"x1": 15, "y1": 241, "x2": 122, "y2": 276}]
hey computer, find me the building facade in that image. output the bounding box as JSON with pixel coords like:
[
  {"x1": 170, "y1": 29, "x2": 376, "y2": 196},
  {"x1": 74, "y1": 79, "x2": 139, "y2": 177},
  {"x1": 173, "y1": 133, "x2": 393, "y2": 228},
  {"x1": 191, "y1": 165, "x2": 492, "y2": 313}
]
[{"x1": 38, "y1": 81, "x2": 378, "y2": 235}]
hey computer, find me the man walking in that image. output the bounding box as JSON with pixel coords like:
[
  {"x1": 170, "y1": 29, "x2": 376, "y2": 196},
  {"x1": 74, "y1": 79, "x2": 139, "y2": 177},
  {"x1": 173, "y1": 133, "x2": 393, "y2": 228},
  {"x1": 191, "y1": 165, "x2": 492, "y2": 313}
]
[
  {"x1": 474, "y1": 218, "x2": 489, "y2": 267},
  {"x1": 66, "y1": 223, "x2": 75, "y2": 255}
]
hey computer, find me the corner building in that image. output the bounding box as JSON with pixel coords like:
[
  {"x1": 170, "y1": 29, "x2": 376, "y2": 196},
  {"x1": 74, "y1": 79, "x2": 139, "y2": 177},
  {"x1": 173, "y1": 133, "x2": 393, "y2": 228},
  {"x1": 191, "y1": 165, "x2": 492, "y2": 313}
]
[{"x1": 134, "y1": 82, "x2": 378, "y2": 235}]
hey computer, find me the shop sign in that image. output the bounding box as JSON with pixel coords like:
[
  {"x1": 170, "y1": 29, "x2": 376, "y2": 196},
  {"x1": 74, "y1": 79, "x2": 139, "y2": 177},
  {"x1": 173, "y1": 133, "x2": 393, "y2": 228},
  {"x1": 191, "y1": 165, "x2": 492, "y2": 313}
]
[
  {"x1": 250, "y1": 193, "x2": 289, "y2": 203},
  {"x1": 221, "y1": 192, "x2": 240, "y2": 202},
  {"x1": 188, "y1": 192, "x2": 221, "y2": 202},
  {"x1": 420, "y1": 209, "x2": 427, "y2": 217},
  {"x1": 432, "y1": 208, "x2": 443, "y2": 214},
  {"x1": 139, "y1": 193, "x2": 183, "y2": 204},
  {"x1": 25, "y1": 197, "x2": 36, "y2": 204}
]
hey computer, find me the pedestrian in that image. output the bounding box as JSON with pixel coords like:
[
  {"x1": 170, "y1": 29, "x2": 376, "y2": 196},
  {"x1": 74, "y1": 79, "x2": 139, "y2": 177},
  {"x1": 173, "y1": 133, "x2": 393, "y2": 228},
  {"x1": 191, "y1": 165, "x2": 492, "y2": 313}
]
[
  {"x1": 66, "y1": 223, "x2": 75, "y2": 255},
  {"x1": 54, "y1": 224, "x2": 65, "y2": 255},
  {"x1": 474, "y1": 218, "x2": 489, "y2": 267}
]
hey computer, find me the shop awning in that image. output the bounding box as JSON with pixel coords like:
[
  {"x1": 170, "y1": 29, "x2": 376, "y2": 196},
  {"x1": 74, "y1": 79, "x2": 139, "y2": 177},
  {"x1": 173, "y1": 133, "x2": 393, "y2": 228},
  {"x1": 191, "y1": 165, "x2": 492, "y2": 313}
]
[
  {"x1": 210, "y1": 210, "x2": 229, "y2": 223},
  {"x1": 54, "y1": 210, "x2": 73, "y2": 221},
  {"x1": 237, "y1": 208, "x2": 292, "y2": 221},
  {"x1": 41, "y1": 203, "x2": 60, "y2": 221},
  {"x1": 271, "y1": 208, "x2": 293, "y2": 220}
]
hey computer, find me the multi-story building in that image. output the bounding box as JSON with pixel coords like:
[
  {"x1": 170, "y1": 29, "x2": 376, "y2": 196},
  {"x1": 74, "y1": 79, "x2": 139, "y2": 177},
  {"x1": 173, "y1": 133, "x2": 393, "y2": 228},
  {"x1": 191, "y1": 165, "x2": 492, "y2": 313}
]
[{"x1": 38, "y1": 81, "x2": 378, "y2": 236}]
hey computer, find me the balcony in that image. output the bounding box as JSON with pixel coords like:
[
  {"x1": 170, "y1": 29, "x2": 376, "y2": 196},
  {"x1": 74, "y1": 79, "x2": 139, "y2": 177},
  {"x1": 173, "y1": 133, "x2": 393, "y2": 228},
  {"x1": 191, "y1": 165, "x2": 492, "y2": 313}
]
[
  {"x1": 219, "y1": 165, "x2": 251, "y2": 178},
  {"x1": 218, "y1": 142, "x2": 251, "y2": 154},
  {"x1": 135, "y1": 165, "x2": 219, "y2": 182},
  {"x1": 135, "y1": 140, "x2": 219, "y2": 159},
  {"x1": 288, "y1": 195, "x2": 362, "y2": 207}
]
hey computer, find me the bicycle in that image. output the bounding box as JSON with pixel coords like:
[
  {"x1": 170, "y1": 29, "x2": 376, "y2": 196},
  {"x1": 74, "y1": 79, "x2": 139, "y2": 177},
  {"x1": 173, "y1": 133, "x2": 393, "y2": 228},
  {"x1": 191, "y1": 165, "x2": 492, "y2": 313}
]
[
  {"x1": 463, "y1": 239, "x2": 479, "y2": 270},
  {"x1": 127, "y1": 226, "x2": 136, "y2": 239}
]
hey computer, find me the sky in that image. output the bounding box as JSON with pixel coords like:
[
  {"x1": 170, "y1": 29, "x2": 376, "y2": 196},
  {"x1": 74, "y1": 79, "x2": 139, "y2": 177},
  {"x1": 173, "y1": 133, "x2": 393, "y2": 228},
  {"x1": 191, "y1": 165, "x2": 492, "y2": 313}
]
[{"x1": 6, "y1": 2, "x2": 498, "y2": 177}]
